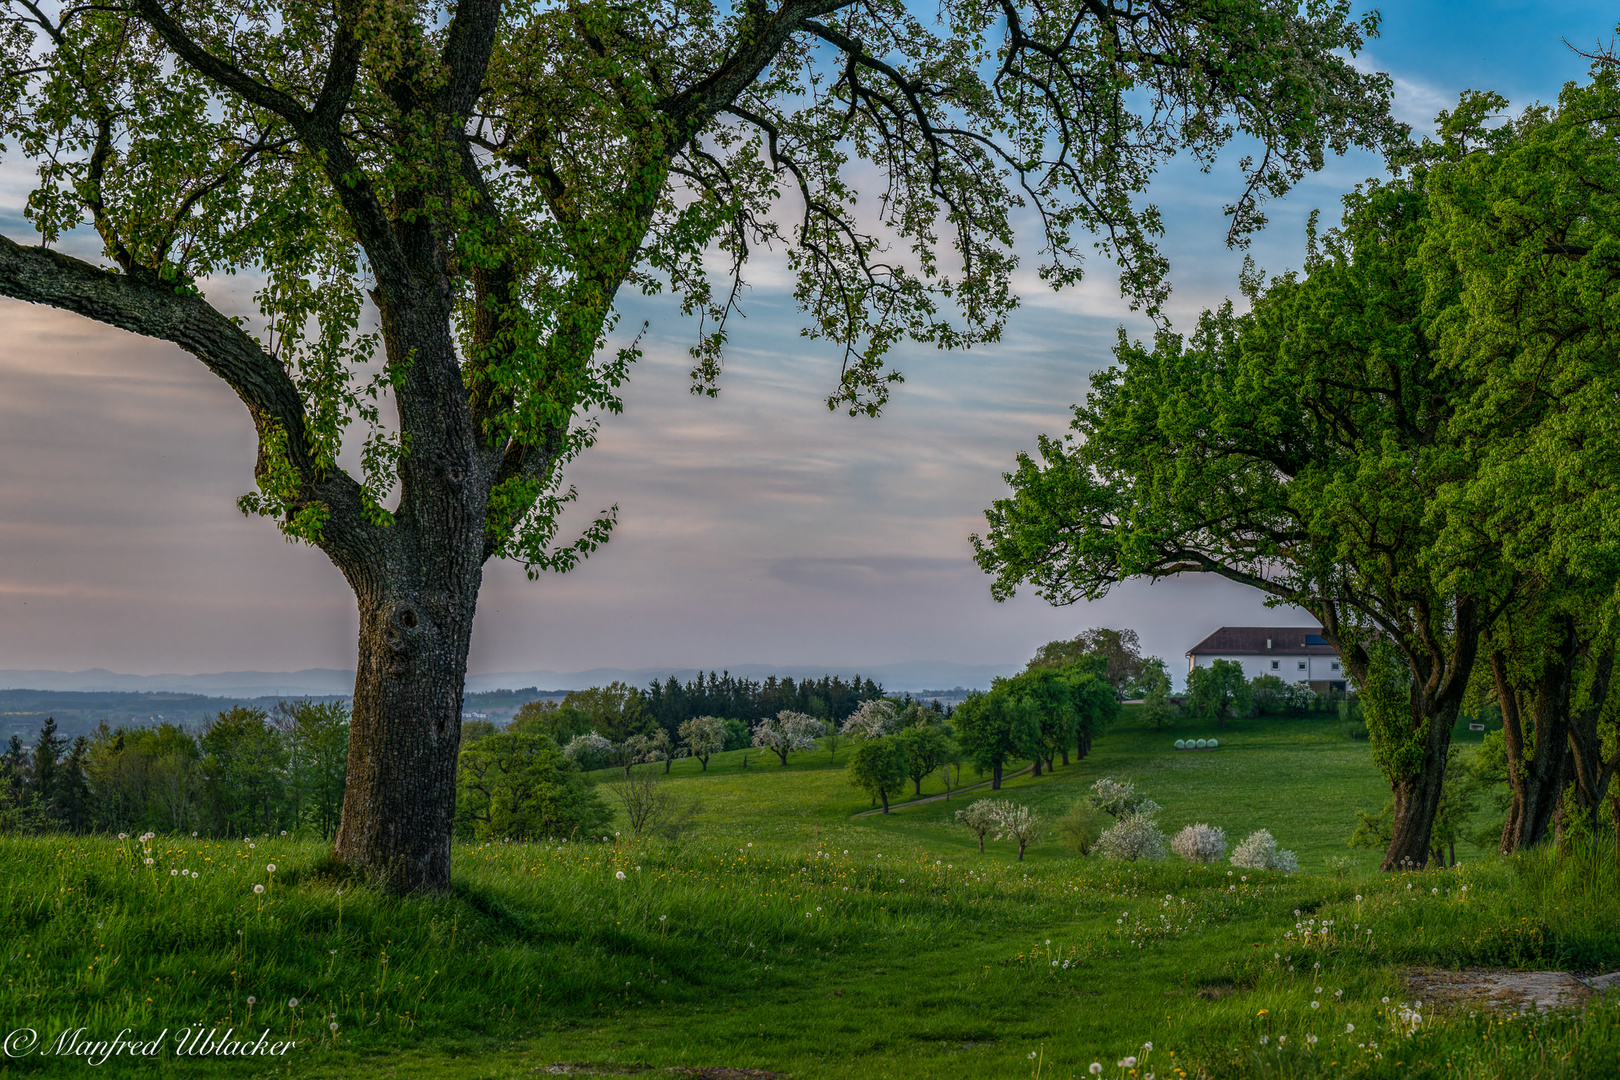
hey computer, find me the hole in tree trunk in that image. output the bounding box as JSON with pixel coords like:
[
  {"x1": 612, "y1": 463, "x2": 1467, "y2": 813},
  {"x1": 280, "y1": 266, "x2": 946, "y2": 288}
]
[{"x1": 400, "y1": 609, "x2": 418, "y2": 628}]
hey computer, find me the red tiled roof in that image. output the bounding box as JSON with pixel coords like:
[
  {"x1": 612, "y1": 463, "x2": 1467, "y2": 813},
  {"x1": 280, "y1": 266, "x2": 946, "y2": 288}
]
[{"x1": 1186, "y1": 627, "x2": 1338, "y2": 656}]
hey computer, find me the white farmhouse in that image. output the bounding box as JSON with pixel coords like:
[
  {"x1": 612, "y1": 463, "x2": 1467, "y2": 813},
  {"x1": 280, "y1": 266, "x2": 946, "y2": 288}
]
[{"x1": 1186, "y1": 626, "x2": 1349, "y2": 694}]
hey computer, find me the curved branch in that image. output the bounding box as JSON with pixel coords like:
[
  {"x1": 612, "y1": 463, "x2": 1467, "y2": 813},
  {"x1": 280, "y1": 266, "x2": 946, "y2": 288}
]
[{"x1": 0, "y1": 233, "x2": 377, "y2": 565}]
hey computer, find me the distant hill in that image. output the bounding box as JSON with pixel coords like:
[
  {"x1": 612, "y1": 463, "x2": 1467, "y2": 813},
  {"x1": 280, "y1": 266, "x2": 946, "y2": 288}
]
[
  {"x1": 0, "y1": 660, "x2": 1022, "y2": 699},
  {"x1": 0, "y1": 688, "x2": 348, "y2": 742}
]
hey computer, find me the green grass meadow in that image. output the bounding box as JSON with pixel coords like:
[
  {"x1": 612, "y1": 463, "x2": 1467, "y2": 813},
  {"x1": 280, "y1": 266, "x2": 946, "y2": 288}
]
[{"x1": 2, "y1": 708, "x2": 1615, "y2": 1079}]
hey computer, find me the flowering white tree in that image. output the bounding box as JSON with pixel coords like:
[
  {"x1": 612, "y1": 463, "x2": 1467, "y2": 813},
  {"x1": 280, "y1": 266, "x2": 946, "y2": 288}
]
[
  {"x1": 996, "y1": 803, "x2": 1040, "y2": 861},
  {"x1": 752, "y1": 711, "x2": 825, "y2": 766},
  {"x1": 1088, "y1": 778, "x2": 1159, "y2": 819},
  {"x1": 1170, "y1": 823, "x2": 1227, "y2": 863},
  {"x1": 677, "y1": 716, "x2": 727, "y2": 772},
  {"x1": 644, "y1": 729, "x2": 687, "y2": 774},
  {"x1": 841, "y1": 700, "x2": 898, "y2": 741},
  {"x1": 1094, "y1": 811, "x2": 1169, "y2": 861},
  {"x1": 1230, "y1": 829, "x2": 1299, "y2": 873},
  {"x1": 561, "y1": 732, "x2": 613, "y2": 771},
  {"x1": 956, "y1": 798, "x2": 1006, "y2": 854}
]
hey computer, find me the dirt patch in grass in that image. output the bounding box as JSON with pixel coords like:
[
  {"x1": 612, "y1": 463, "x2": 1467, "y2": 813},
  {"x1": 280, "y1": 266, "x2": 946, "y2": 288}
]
[{"x1": 1402, "y1": 968, "x2": 1610, "y2": 1014}]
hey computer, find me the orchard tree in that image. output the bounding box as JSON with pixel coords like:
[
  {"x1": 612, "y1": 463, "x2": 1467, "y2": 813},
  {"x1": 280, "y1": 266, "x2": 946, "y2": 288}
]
[
  {"x1": 0, "y1": 0, "x2": 1398, "y2": 891},
  {"x1": 996, "y1": 802, "x2": 1039, "y2": 861},
  {"x1": 1186, "y1": 660, "x2": 1250, "y2": 729},
  {"x1": 952, "y1": 687, "x2": 1040, "y2": 788},
  {"x1": 840, "y1": 699, "x2": 897, "y2": 741},
  {"x1": 677, "y1": 715, "x2": 726, "y2": 771},
  {"x1": 752, "y1": 710, "x2": 823, "y2": 766},
  {"x1": 848, "y1": 736, "x2": 907, "y2": 812},
  {"x1": 955, "y1": 797, "x2": 1004, "y2": 853},
  {"x1": 893, "y1": 722, "x2": 954, "y2": 795}
]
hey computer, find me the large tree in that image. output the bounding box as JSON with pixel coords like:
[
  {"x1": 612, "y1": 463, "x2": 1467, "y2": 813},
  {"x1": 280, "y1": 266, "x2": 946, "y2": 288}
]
[
  {"x1": 974, "y1": 172, "x2": 1504, "y2": 870},
  {"x1": 0, "y1": 0, "x2": 1398, "y2": 890},
  {"x1": 1422, "y1": 78, "x2": 1620, "y2": 851}
]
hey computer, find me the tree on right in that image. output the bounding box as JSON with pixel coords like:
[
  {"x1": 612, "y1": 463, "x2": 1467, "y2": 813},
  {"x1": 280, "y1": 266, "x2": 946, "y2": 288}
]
[{"x1": 975, "y1": 79, "x2": 1620, "y2": 868}]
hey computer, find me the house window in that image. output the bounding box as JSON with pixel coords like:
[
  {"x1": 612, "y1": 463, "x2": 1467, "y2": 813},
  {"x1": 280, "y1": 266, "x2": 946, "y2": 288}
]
[
  {"x1": 1271, "y1": 660, "x2": 1279, "y2": 670},
  {"x1": 1298, "y1": 661, "x2": 1307, "y2": 671},
  {"x1": 1331, "y1": 661, "x2": 1341, "y2": 671}
]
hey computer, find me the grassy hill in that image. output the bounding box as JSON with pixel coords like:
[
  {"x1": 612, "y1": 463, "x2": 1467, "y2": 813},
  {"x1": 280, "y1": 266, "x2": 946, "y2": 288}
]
[
  {"x1": 594, "y1": 706, "x2": 1474, "y2": 870},
  {"x1": 0, "y1": 708, "x2": 1611, "y2": 1079}
]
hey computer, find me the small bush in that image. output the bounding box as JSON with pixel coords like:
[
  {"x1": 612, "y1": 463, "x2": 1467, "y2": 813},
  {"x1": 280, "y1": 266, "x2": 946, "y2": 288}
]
[
  {"x1": 1094, "y1": 810, "x2": 1168, "y2": 861},
  {"x1": 1229, "y1": 828, "x2": 1299, "y2": 873},
  {"x1": 1058, "y1": 801, "x2": 1106, "y2": 856},
  {"x1": 1170, "y1": 823, "x2": 1226, "y2": 862}
]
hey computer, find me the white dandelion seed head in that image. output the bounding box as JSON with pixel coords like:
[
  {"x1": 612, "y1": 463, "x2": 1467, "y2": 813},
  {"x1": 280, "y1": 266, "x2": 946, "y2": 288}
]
[
  {"x1": 253, "y1": 884, "x2": 265, "y2": 894},
  {"x1": 329, "y1": 1022, "x2": 338, "y2": 1031},
  {"x1": 289, "y1": 998, "x2": 298, "y2": 1008},
  {"x1": 1089, "y1": 1064, "x2": 1103, "y2": 1075},
  {"x1": 615, "y1": 871, "x2": 626, "y2": 880},
  {"x1": 267, "y1": 864, "x2": 276, "y2": 873},
  {"x1": 1123, "y1": 1056, "x2": 1137, "y2": 1067}
]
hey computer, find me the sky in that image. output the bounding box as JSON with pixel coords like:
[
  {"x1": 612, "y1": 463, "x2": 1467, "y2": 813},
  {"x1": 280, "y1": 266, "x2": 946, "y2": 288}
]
[{"x1": 0, "y1": 1, "x2": 1616, "y2": 688}]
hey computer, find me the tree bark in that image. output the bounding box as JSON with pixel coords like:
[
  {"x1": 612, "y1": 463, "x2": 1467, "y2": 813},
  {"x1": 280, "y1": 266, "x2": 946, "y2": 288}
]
[
  {"x1": 1493, "y1": 625, "x2": 1576, "y2": 853},
  {"x1": 991, "y1": 761, "x2": 1002, "y2": 790},
  {"x1": 1381, "y1": 698, "x2": 1459, "y2": 871},
  {"x1": 334, "y1": 558, "x2": 483, "y2": 892},
  {"x1": 879, "y1": 790, "x2": 889, "y2": 813},
  {"x1": 1031, "y1": 757, "x2": 1041, "y2": 777}
]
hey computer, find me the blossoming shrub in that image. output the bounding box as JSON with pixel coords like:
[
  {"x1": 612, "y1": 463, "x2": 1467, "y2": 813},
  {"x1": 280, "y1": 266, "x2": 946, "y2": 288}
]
[
  {"x1": 1229, "y1": 828, "x2": 1299, "y2": 873},
  {"x1": 561, "y1": 731, "x2": 613, "y2": 770},
  {"x1": 1170, "y1": 823, "x2": 1226, "y2": 863},
  {"x1": 1088, "y1": 777, "x2": 1159, "y2": 818},
  {"x1": 1093, "y1": 810, "x2": 1168, "y2": 861}
]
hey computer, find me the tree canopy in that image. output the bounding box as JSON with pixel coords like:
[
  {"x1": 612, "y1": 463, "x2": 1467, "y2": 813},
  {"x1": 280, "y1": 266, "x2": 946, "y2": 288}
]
[{"x1": 976, "y1": 76, "x2": 1620, "y2": 868}]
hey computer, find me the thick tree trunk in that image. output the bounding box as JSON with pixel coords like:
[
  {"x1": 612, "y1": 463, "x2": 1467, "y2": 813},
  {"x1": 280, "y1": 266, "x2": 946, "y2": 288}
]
[
  {"x1": 1493, "y1": 632, "x2": 1575, "y2": 853},
  {"x1": 1061, "y1": 747, "x2": 1070, "y2": 767},
  {"x1": 1031, "y1": 757, "x2": 1042, "y2": 777},
  {"x1": 334, "y1": 576, "x2": 480, "y2": 893},
  {"x1": 1381, "y1": 702, "x2": 1456, "y2": 871},
  {"x1": 879, "y1": 790, "x2": 889, "y2": 813},
  {"x1": 992, "y1": 761, "x2": 1002, "y2": 790}
]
